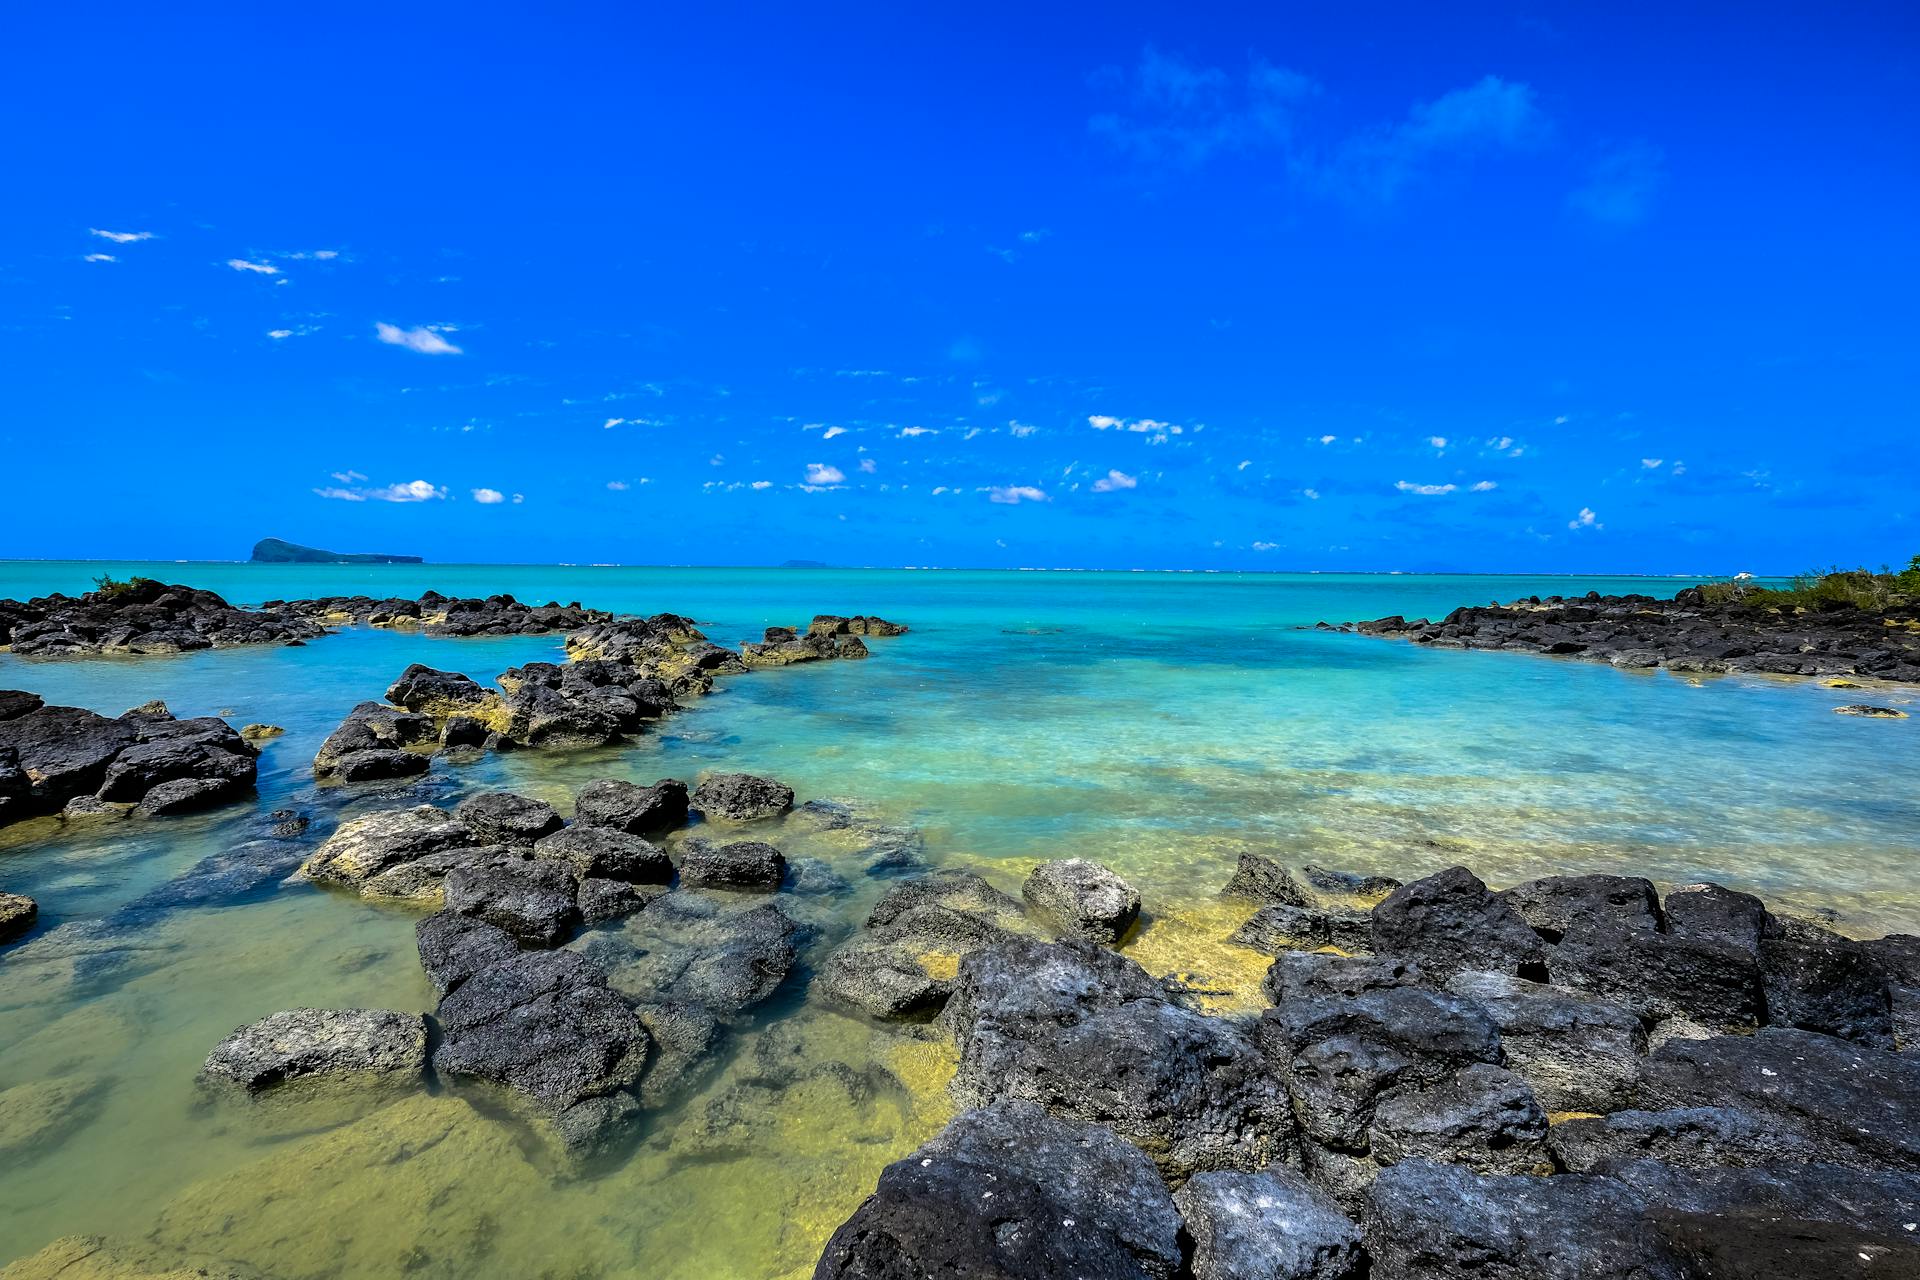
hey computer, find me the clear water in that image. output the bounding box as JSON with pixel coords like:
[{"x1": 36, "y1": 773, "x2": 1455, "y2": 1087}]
[{"x1": 1, "y1": 563, "x2": 1915, "y2": 1278}]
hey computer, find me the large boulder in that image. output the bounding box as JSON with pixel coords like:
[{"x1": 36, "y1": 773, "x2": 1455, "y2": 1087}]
[
  {"x1": 1860, "y1": 933, "x2": 1920, "y2": 1052},
  {"x1": 1444, "y1": 969, "x2": 1646, "y2": 1113},
  {"x1": 1021, "y1": 858, "x2": 1141, "y2": 943},
  {"x1": 1232, "y1": 903, "x2": 1372, "y2": 956},
  {"x1": 1264, "y1": 952, "x2": 1424, "y2": 1004},
  {"x1": 312, "y1": 702, "x2": 435, "y2": 781},
  {"x1": 1370, "y1": 867, "x2": 1546, "y2": 979},
  {"x1": 1547, "y1": 1106, "x2": 1817, "y2": 1173},
  {"x1": 1174, "y1": 1167, "x2": 1364, "y2": 1280},
  {"x1": 677, "y1": 838, "x2": 787, "y2": 891},
  {"x1": 1549, "y1": 918, "x2": 1761, "y2": 1028},
  {"x1": 689, "y1": 771, "x2": 794, "y2": 822},
  {"x1": 532, "y1": 825, "x2": 673, "y2": 884},
  {"x1": 385, "y1": 663, "x2": 497, "y2": 714},
  {"x1": 201, "y1": 1008, "x2": 427, "y2": 1094},
  {"x1": 1498, "y1": 874, "x2": 1662, "y2": 942},
  {"x1": 596, "y1": 894, "x2": 802, "y2": 1018},
  {"x1": 0, "y1": 699, "x2": 259, "y2": 825},
  {"x1": 1366, "y1": 1064, "x2": 1550, "y2": 1175},
  {"x1": 453, "y1": 791, "x2": 563, "y2": 845},
  {"x1": 1663, "y1": 882, "x2": 1768, "y2": 952},
  {"x1": 415, "y1": 912, "x2": 521, "y2": 996},
  {"x1": 1759, "y1": 930, "x2": 1896, "y2": 1048},
  {"x1": 814, "y1": 1100, "x2": 1185, "y2": 1280},
  {"x1": 299, "y1": 806, "x2": 477, "y2": 890},
  {"x1": 573, "y1": 778, "x2": 688, "y2": 835},
  {"x1": 818, "y1": 872, "x2": 1026, "y2": 1021},
  {"x1": 443, "y1": 859, "x2": 580, "y2": 947}
]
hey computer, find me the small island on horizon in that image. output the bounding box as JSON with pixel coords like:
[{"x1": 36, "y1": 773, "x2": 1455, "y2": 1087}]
[{"x1": 251, "y1": 538, "x2": 423, "y2": 566}]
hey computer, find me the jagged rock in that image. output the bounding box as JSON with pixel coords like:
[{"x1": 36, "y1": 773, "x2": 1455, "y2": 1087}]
[
  {"x1": 1370, "y1": 866, "x2": 1545, "y2": 979},
  {"x1": 453, "y1": 791, "x2": 563, "y2": 845},
  {"x1": 1222, "y1": 853, "x2": 1311, "y2": 906},
  {"x1": 299, "y1": 805, "x2": 476, "y2": 890},
  {"x1": 0, "y1": 891, "x2": 37, "y2": 944},
  {"x1": 867, "y1": 869, "x2": 1023, "y2": 928},
  {"x1": 1663, "y1": 882, "x2": 1768, "y2": 952},
  {"x1": 312, "y1": 701, "x2": 434, "y2": 780},
  {"x1": 1499, "y1": 874, "x2": 1662, "y2": 942},
  {"x1": 948, "y1": 937, "x2": 1293, "y2": 1180},
  {"x1": 1444, "y1": 969, "x2": 1646, "y2": 1113},
  {"x1": 1550, "y1": 917, "x2": 1761, "y2": 1028},
  {"x1": 384, "y1": 663, "x2": 497, "y2": 715},
  {"x1": 1759, "y1": 931, "x2": 1895, "y2": 1048},
  {"x1": 598, "y1": 894, "x2": 801, "y2": 1017},
  {"x1": 576, "y1": 878, "x2": 664, "y2": 924},
  {"x1": 443, "y1": 859, "x2": 580, "y2": 946},
  {"x1": 201, "y1": 1008, "x2": 426, "y2": 1093},
  {"x1": 819, "y1": 872, "x2": 1026, "y2": 1021},
  {"x1": 532, "y1": 825, "x2": 673, "y2": 883},
  {"x1": 415, "y1": 912, "x2": 521, "y2": 996},
  {"x1": 0, "y1": 697, "x2": 258, "y2": 827},
  {"x1": 239, "y1": 723, "x2": 283, "y2": 740},
  {"x1": 677, "y1": 838, "x2": 786, "y2": 891},
  {"x1": 431, "y1": 950, "x2": 649, "y2": 1156},
  {"x1": 1174, "y1": 1167, "x2": 1364, "y2": 1280},
  {"x1": 1021, "y1": 858, "x2": 1141, "y2": 944},
  {"x1": 1232, "y1": 903, "x2": 1372, "y2": 956},
  {"x1": 573, "y1": 777, "x2": 688, "y2": 835},
  {"x1": 1301, "y1": 865, "x2": 1402, "y2": 907},
  {"x1": 0, "y1": 578, "x2": 327, "y2": 656},
  {"x1": 1368, "y1": 1064, "x2": 1550, "y2": 1175},
  {"x1": 135, "y1": 776, "x2": 246, "y2": 816},
  {"x1": 690, "y1": 771, "x2": 794, "y2": 821},
  {"x1": 1548, "y1": 1106, "x2": 1817, "y2": 1173},
  {"x1": 358, "y1": 844, "x2": 522, "y2": 903},
  {"x1": 1860, "y1": 933, "x2": 1920, "y2": 1052},
  {"x1": 1265, "y1": 952, "x2": 1423, "y2": 1004},
  {"x1": 815, "y1": 1100, "x2": 1184, "y2": 1280},
  {"x1": 1635, "y1": 1027, "x2": 1920, "y2": 1170}
]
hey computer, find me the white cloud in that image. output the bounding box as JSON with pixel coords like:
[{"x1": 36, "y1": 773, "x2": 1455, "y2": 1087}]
[
  {"x1": 858, "y1": 458, "x2": 878, "y2": 474},
  {"x1": 1568, "y1": 506, "x2": 1601, "y2": 530},
  {"x1": 1090, "y1": 414, "x2": 1182, "y2": 435},
  {"x1": 1470, "y1": 480, "x2": 1498, "y2": 492},
  {"x1": 805, "y1": 463, "x2": 845, "y2": 485},
  {"x1": 313, "y1": 477, "x2": 444, "y2": 503},
  {"x1": 899, "y1": 426, "x2": 936, "y2": 438},
  {"x1": 228, "y1": 258, "x2": 279, "y2": 275},
  {"x1": 472, "y1": 488, "x2": 506, "y2": 504},
  {"x1": 91, "y1": 229, "x2": 153, "y2": 243},
  {"x1": 1090, "y1": 469, "x2": 1138, "y2": 493},
  {"x1": 987, "y1": 485, "x2": 1048, "y2": 504},
  {"x1": 311, "y1": 487, "x2": 365, "y2": 502},
  {"x1": 1641, "y1": 458, "x2": 1664, "y2": 469},
  {"x1": 1396, "y1": 480, "x2": 1458, "y2": 495},
  {"x1": 83, "y1": 252, "x2": 116, "y2": 263},
  {"x1": 1237, "y1": 459, "x2": 1251, "y2": 471},
  {"x1": 1251, "y1": 541, "x2": 1280, "y2": 551},
  {"x1": 267, "y1": 329, "x2": 293, "y2": 339},
  {"x1": 1318, "y1": 434, "x2": 1337, "y2": 445},
  {"x1": 750, "y1": 480, "x2": 772, "y2": 490},
  {"x1": 607, "y1": 480, "x2": 630, "y2": 491},
  {"x1": 281, "y1": 249, "x2": 341, "y2": 261},
  {"x1": 932, "y1": 486, "x2": 950, "y2": 495},
  {"x1": 1489, "y1": 436, "x2": 1514, "y2": 450},
  {"x1": 330, "y1": 470, "x2": 366, "y2": 483},
  {"x1": 1018, "y1": 229, "x2": 1052, "y2": 243},
  {"x1": 823, "y1": 425, "x2": 847, "y2": 439},
  {"x1": 1302, "y1": 488, "x2": 1321, "y2": 500},
  {"x1": 512, "y1": 493, "x2": 524, "y2": 503},
  {"x1": 1427, "y1": 435, "x2": 1448, "y2": 449},
  {"x1": 375, "y1": 322, "x2": 462, "y2": 355},
  {"x1": 1008, "y1": 421, "x2": 1039, "y2": 438}
]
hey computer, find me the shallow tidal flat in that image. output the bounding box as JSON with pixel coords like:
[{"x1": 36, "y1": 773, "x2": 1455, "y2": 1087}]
[{"x1": 0, "y1": 564, "x2": 1916, "y2": 1278}]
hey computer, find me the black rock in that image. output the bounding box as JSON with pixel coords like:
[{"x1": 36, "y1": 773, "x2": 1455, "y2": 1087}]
[
  {"x1": 1444, "y1": 969, "x2": 1647, "y2": 1114},
  {"x1": 1264, "y1": 952, "x2": 1424, "y2": 1004},
  {"x1": 454, "y1": 791, "x2": 564, "y2": 845},
  {"x1": 1759, "y1": 931, "x2": 1896, "y2": 1048},
  {"x1": 415, "y1": 911, "x2": 522, "y2": 996},
  {"x1": 600, "y1": 894, "x2": 802, "y2": 1018},
  {"x1": 1021, "y1": 858, "x2": 1141, "y2": 944},
  {"x1": 1174, "y1": 1166, "x2": 1364, "y2": 1280},
  {"x1": 1548, "y1": 1106, "x2": 1817, "y2": 1173},
  {"x1": 573, "y1": 777, "x2": 689, "y2": 835},
  {"x1": 443, "y1": 859, "x2": 580, "y2": 947},
  {"x1": 1232, "y1": 903, "x2": 1373, "y2": 956},
  {"x1": 1221, "y1": 852, "x2": 1311, "y2": 906},
  {"x1": 576, "y1": 878, "x2": 664, "y2": 924},
  {"x1": 689, "y1": 771, "x2": 794, "y2": 821},
  {"x1": 1663, "y1": 882, "x2": 1768, "y2": 952},
  {"x1": 1550, "y1": 917, "x2": 1761, "y2": 1028},
  {"x1": 533, "y1": 825, "x2": 673, "y2": 884},
  {"x1": 678, "y1": 838, "x2": 787, "y2": 891},
  {"x1": 1301, "y1": 865, "x2": 1402, "y2": 906},
  {"x1": 1499, "y1": 874, "x2": 1662, "y2": 943},
  {"x1": 1370, "y1": 866, "x2": 1546, "y2": 979},
  {"x1": 1368, "y1": 1063, "x2": 1550, "y2": 1175}
]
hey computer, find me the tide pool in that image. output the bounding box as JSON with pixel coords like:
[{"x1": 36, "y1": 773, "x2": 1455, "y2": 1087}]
[{"x1": 0, "y1": 563, "x2": 1915, "y2": 1278}]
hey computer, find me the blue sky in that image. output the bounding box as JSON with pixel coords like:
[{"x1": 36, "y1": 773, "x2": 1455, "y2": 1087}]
[{"x1": 3, "y1": 2, "x2": 1916, "y2": 571}]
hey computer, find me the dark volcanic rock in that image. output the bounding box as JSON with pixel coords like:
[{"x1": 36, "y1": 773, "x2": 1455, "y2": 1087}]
[
  {"x1": 1550, "y1": 917, "x2": 1761, "y2": 1027},
  {"x1": 533, "y1": 825, "x2": 673, "y2": 884},
  {"x1": 0, "y1": 697, "x2": 259, "y2": 827},
  {"x1": 1662, "y1": 882, "x2": 1769, "y2": 952},
  {"x1": 0, "y1": 578, "x2": 328, "y2": 657},
  {"x1": 819, "y1": 872, "x2": 1025, "y2": 1021},
  {"x1": 1367, "y1": 1064, "x2": 1550, "y2": 1175},
  {"x1": 385, "y1": 663, "x2": 497, "y2": 714},
  {"x1": 1860, "y1": 933, "x2": 1920, "y2": 1052},
  {"x1": 1232, "y1": 903, "x2": 1373, "y2": 956},
  {"x1": 690, "y1": 771, "x2": 794, "y2": 822},
  {"x1": 1759, "y1": 931, "x2": 1896, "y2": 1048},
  {"x1": 454, "y1": 790, "x2": 564, "y2": 845},
  {"x1": 1174, "y1": 1167, "x2": 1364, "y2": 1280},
  {"x1": 300, "y1": 805, "x2": 477, "y2": 890},
  {"x1": 1444, "y1": 969, "x2": 1647, "y2": 1114},
  {"x1": 573, "y1": 777, "x2": 688, "y2": 835},
  {"x1": 416, "y1": 911, "x2": 522, "y2": 996},
  {"x1": 1221, "y1": 852, "x2": 1312, "y2": 906},
  {"x1": 1370, "y1": 866, "x2": 1546, "y2": 979},
  {"x1": 1301, "y1": 865, "x2": 1402, "y2": 906},
  {"x1": 312, "y1": 701, "x2": 435, "y2": 781},
  {"x1": 0, "y1": 892, "x2": 37, "y2": 944},
  {"x1": 1547, "y1": 1106, "x2": 1817, "y2": 1173},
  {"x1": 678, "y1": 838, "x2": 787, "y2": 891},
  {"x1": 598, "y1": 893, "x2": 802, "y2": 1018},
  {"x1": 201, "y1": 1008, "x2": 426, "y2": 1093},
  {"x1": 576, "y1": 877, "x2": 663, "y2": 924},
  {"x1": 1499, "y1": 873, "x2": 1662, "y2": 942},
  {"x1": 1264, "y1": 952, "x2": 1424, "y2": 1004},
  {"x1": 815, "y1": 1100, "x2": 1183, "y2": 1280},
  {"x1": 1021, "y1": 858, "x2": 1141, "y2": 943},
  {"x1": 443, "y1": 859, "x2": 580, "y2": 946}
]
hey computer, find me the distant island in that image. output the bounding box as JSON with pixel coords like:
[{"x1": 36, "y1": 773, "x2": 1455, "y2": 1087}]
[{"x1": 251, "y1": 538, "x2": 423, "y2": 565}]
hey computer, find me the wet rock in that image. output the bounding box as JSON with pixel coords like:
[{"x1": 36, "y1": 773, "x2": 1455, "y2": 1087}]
[
  {"x1": 1232, "y1": 903, "x2": 1372, "y2": 956},
  {"x1": 1368, "y1": 1064, "x2": 1550, "y2": 1175},
  {"x1": 1444, "y1": 969, "x2": 1647, "y2": 1113},
  {"x1": 328, "y1": 747, "x2": 429, "y2": 782},
  {"x1": 431, "y1": 950, "x2": 649, "y2": 1156},
  {"x1": 1835, "y1": 703, "x2": 1906, "y2": 717},
  {"x1": 815, "y1": 1099, "x2": 1184, "y2": 1280},
  {"x1": 124, "y1": 838, "x2": 308, "y2": 913},
  {"x1": 453, "y1": 790, "x2": 563, "y2": 845},
  {"x1": 1360, "y1": 1158, "x2": 1688, "y2": 1279},
  {"x1": 948, "y1": 937, "x2": 1293, "y2": 1180},
  {"x1": 201, "y1": 1008, "x2": 427, "y2": 1093},
  {"x1": 239, "y1": 723, "x2": 283, "y2": 741},
  {"x1": 1759, "y1": 931, "x2": 1896, "y2": 1048},
  {"x1": 1370, "y1": 866, "x2": 1546, "y2": 979},
  {"x1": 439, "y1": 715, "x2": 489, "y2": 749},
  {"x1": 600, "y1": 894, "x2": 802, "y2": 1018},
  {"x1": 690, "y1": 771, "x2": 794, "y2": 821},
  {"x1": 1663, "y1": 882, "x2": 1768, "y2": 952},
  {"x1": 0, "y1": 699, "x2": 259, "y2": 826},
  {"x1": 135, "y1": 776, "x2": 246, "y2": 816},
  {"x1": 61, "y1": 794, "x2": 130, "y2": 822},
  {"x1": 1222, "y1": 852, "x2": 1311, "y2": 906},
  {"x1": 358, "y1": 844, "x2": 522, "y2": 904},
  {"x1": 1021, "y1": 858, "x2": 1141, "y2": 944},
  {"x1": 1264, "y1": 952, "x2": 1423, "y2": 1004},
  {"x1": 577, "y1": 877, "x2": 664, "y2": 924},
  {"x1": 0, "y1": 578, "x2": 327, "y2": 657},
  {"x1": 443, "y1": 859, "x2": 580, "y2": 946},
  {"x1": 1174, "y1": 1166, "x2": 1364, "y2": 1280},
  {"x1": 573, "y1": 777, "x2": 688, "y2": 835},
  {"x1": 820, "y1": 873, "x2": 1026, "y2": 1021},
  {"x1": 1548, "y1": 1105, "x2": 1816, "y2": 1173},
  {"x1": 1550, "y1": 917, "x2": 1761, "y2": 1028},
  {"x1": 384, "y1": 663, "x2": 497, "y2": 714},
  {"x1": 311, "y1": 701, "x2": 435, "y2": 781},
  {"x1": 1, "y1": 891, "x2": 40, "y2": 944},
  {"x1": 299, "y1": 805, "x2": 477, "y2": 890},
  {"x1": 817, "y1": 935, "x2": 958, "y2": 1021},
  {"x1": 1859, "y1": 933, "x2": 1920, "y2": 1052},
  {"x1": 415, "y1": 911, "x2": 521, "y2": 996},
  {"x1": 677, "y1": 837, "x2": 787, "y2": 891},
  {"x1": 632, "y1": 1001, "x2": 726, "y2": 1108},
  {"x1": 867, "y1": 869, "x2": 1023, "y2": 928},
  {"x1": 1499, "y1": 873, "x2": 1662, "y2": 942},
  {"x1": 1301, "y1": 865, "x2": 1402, "y2": 907},
  {"x1": 533, "y1": 825, "x2": 673, "y2": 883}
]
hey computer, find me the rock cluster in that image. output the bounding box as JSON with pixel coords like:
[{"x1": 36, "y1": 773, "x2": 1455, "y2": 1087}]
[
  {"x1": 0, "y1": 579, "x2": 328, "y2": 656},
  {"x1": 267, "y1": 591, "x2": 611, "y2": 636},
  {"x1": 740, "y1": 614, "x2": 908, "y2": 666},
  {"x1": 0, "y1": 692, "x2": 259, "y2": 828},
  {"x1": 817, "y1": 856, "x2": 1920, "y2": 1278},
  {"x1": 1339, "y1": 586, "x2": 1920, "y2": 683}
]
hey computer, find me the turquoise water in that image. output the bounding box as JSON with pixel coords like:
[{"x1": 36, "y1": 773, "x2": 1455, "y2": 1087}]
[{"x1": 1, "y1": 562, "x2": 1915, "y2": 1277}]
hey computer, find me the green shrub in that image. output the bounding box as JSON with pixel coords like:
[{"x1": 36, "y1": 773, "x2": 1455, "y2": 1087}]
[{"x1": 1711, "y1": 556, "x2": 1920, "y2": 611}]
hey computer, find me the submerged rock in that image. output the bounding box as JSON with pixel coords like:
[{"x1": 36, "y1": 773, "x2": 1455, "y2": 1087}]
[
  {"x1": 1232, "y1": 903, "x2": 1372, "y2": 956},
  {"x1": 0, "y1": 891, "x2": 38, "y2": 944},
  {"x1": 201, "y1": 1008, "x2": 427, "y2": 1094},
  {"x1": 815, "y1": 1100, "x2": 1184, "y2": 1280},
  {"x1": 1021, "y1": 858, "x2": 1140, "y2": 944},
  {"x1": 597, "y1": 893, "x2": 803, "y2": 1018}
]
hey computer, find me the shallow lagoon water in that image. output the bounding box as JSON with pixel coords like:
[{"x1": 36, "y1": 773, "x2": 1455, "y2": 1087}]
[{"x1": 1, "y1": 563, "x2": 1916, "y2": 1277}]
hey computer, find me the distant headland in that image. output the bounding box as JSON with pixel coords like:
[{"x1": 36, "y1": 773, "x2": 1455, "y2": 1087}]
[{"x1": 250, "y1": 538, "x2": 423, "y2": 565}]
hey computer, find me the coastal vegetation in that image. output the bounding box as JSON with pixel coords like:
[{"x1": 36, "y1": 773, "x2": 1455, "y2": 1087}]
[{"x1": 1702, "y1": 554, "x2": 1920, "y2": 611}]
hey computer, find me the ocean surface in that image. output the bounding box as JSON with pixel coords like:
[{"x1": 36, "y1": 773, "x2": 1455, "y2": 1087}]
[{"x1": 1, "y1": 562, "x2": 1915, "y2": 1278}]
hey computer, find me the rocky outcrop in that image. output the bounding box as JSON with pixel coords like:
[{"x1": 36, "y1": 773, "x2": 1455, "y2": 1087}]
[
  {"x1": 250, "y1": 537, "x2": 421, "y2": 564},
  {"x1": 1021, "y1": 858, "x2": 1141, "y2": 943},
  {"x1": 298, "y1": 805, "x2": 479, "y2": 891},
  {"x1": 200, "y1": 1008, "x2": 427, "y2": 1094},
  {"x1": 817, "y1": 869, "x2": 1026, "y2": 1020},
  {"x1": 0, "y1": 693, "x2": 259, "y2": 827},
  {"x1": 690, "y1": 771, "x2": 794, "y2": 822},
  {"x1": 677, "y1": 838, "x2": 786, "y2": 891},
  {"x1": 574, "y1": 777, "x2": 689, "y2": 834},
  {"x1": 532, "y1": 825, "x2": 673, "y2": 883},
  {"x1": 270, "y1": 591, "x2": 607, "y2": 636},
  {"x1": 0, "y1": 579, "x2": 328, "y2": 656},
  {"x1": 738, "y1": 613, "x2": 907, "y2": 667},
  {"x1": 1340, "y1": 586, "x2": 1920, "y2": 684},
  {"x1": 454, "y1": 790, "x2": 564, "y2": 845},
  {"x1": 0, "y1": 891, "x2": 37, "y2": 944},
  {"x1": 1174, "y1": 1167, "x2": 1364, "y2": 1280},
  {"x1": 311, "y1": 701, "x2": 435, "y2": 782}
]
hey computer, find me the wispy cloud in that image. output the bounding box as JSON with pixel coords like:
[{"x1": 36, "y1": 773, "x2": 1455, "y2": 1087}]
[
  {"x1": 823, "y1": 425, "x2": 848, "y2": 439},
  {"x1": 472, "y1": 488, "x2": 506, "y2": 504},
  {"x1": 858, "y1": 458, "x2": 878, "y2": 474},
  {"x1": 804, "y1": 463, "x2": 845, "y2": 486},
  {"x1": 987, "y1": 485, "x2": 1048, "y2": 504},
  {"x1": 374, "y1": 322, "x2": 462, "y2": 355},
  {"x1": 607, "y1": 480, "x2": 630, "y2": 491},
  {"x1": 1090, "y1": 469, "x2": 1139, "y2": 492},
  {"x1": 83, "y1": 253, "x2": 116, "y2": 263},
  {"x1": 1396, "y1": 480, "x2": 1458, "y2": 495},
  {"x1": 330, "y1": 470, "x2": 366, "y2": 483},
  {"x1": 1570, "y1": 142, "x2": 1665, "y2": 226},
  {"x1": 90, "y1": 229, "x2": 153, "y2": 243},
  {"x1": 1090, "y1": 46, "x2": 1318, "y2": 165},
  {"x1": 1314, "y1": 75, "x2": 1551, "y2": 203},
  {"x1": 315, "y1": 477, "x2": 447, "y2": 502},
  {"x1": 1568, "y1": 506, "x2": 1601, "y2": 530},
  {"x1": 227, "y1": 258, "x2": 279, "y2": 275},
  {"x1": 1008, "y1": 421, "x2": 1039, "y2": 438}
]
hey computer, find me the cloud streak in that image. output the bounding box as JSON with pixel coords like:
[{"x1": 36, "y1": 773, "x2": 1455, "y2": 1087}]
[{"x1": 375, "y1": 322, "x2": 463, "y2": 355}]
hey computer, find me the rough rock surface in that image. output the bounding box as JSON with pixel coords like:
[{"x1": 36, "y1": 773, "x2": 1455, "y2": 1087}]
[
  {"x1": 690, "y1": 771, "x2": 795, "y2": 822},
  {"x1": 415, "y1": 912, "x2": 521, "y2": 996},
  {"x1": 1174, "y1": 1167, "x2": 1365, "y2": 1280},
  {"x1": 815, "y1": 1100, "x2": 1184, "y2": 1280},
  {"x1": 1548, "y1": 1105, "x2": 1818, "y2": 1173},
  {"x1": 1550, "y1": 917, "x2": 1761, "y2": 1028},
  {"x1": 453, "y1": 790, "x2": 564, "y2": 845},
  {"x1": 677, "y1": 838, "x2": 787, "y2": 891},
  {"x1": 299, "y1": 805, "x2": 476, "y2": 890},
  {"x1": 532, "y1": 824, "x2": 673, "y2": 883},
  {"x1": 573, "y1": 778, "x2": 689, "y2": 835},
  {"x1": 1499, "y1": 873, "x2": 1663, "y2": 942},
  {"x1": 739, "y1": 614, "x2": 906, "y2": 667},
  {"x1": 1022, "y1": 858, "x2": 1141, "y2": 943},
  {"x1": 1444, "y1": 969, "x2": 1646, "y2": 1113},
  {"x1": 311, "y1": 701, "x2": 434, "y2": 782},
  {"x1": 201, "y1": 1008, "x2": 426, "y2": 1093},
  {"x1": 443, "y1": 858, "x2": 580, "y2": 946},
  {"x1": 1233, "y1": 903, "x2": 1373, "y2": 956},
  {"x1": 1370, "y1": 866, "x2": 1546, "y2": 979},
  {"x1": 596, "y1": 893, "x2": 802, "y2": 1018},
  {"x1": 274, "y1": 590, "x2": 609, "y2": 636},
  {"x1": 0, "y1": 578, "x2": 328, "y2": 656},
  {"x1": 1, "y1": 891, "x2": 39, "y2": 944},
  {"x1": 1367, "y1": 1063, "x2": 1550, "y2": 1175}
]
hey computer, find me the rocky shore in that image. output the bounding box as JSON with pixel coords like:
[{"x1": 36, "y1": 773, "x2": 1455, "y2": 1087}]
[
  {"x1": 1337, "y1": 585, "x2": 1920, "y2": 686},
  {"x1": 268, "y1": 591, "x2": 612, "y2": 637},
  {"x1": 0, "y1": 579, "x2": 328, "y2": 656}
]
